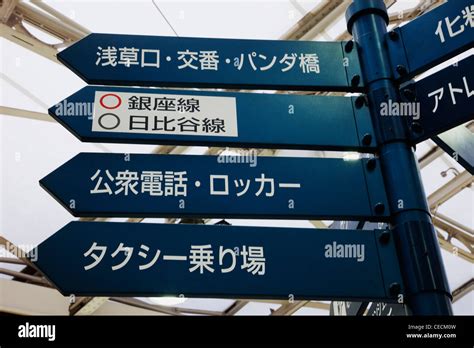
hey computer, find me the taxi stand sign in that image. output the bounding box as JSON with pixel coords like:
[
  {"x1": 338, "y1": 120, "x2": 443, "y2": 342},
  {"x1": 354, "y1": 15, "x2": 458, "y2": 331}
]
[{"x1": 30, "y1": 221, "x2": 404, "y2": 301}]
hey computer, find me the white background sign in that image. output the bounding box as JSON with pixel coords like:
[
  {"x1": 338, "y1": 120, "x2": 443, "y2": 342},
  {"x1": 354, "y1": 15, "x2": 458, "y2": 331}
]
[{"x1": 92, "y1": 91, "x2": 238, "y2": 137}]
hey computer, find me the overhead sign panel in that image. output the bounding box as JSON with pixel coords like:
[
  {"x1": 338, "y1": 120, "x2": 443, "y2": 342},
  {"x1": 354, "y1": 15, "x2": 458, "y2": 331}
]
[
  {"x1": 389, "y1": 0, "x2": 474, "y2": 80},
  {"x1": 40, "y1": 153, "x2": 389, "y2": 220},
  {"x1": 31, "y1": 221, "x2": 403, "y2": 300},
  {"x1": 49, "y1": 86, "x2": 375, "y2": 151},
  {"x1": 406, "y1": 55, "x2": 474, "y2": 144},
  {"x1": 57, "y1": 33, "x2": 364, "y2": 91}
]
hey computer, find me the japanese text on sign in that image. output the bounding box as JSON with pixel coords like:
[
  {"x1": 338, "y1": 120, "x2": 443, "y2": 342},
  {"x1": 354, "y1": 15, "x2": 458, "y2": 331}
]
[
  {"x1": 84, "y1": 242, "x2": 266, "y2": 275},
  {"x1": 90, "y1": 169, "x2": 302, "y2": 198},
  {"x1": 92, "y1": 91, "x2": 238, "y2": 137},
  {"x1": 435, "y1": 4, "x2": 473, "y2": 43},
  {"x1": 428, "y1": 74, "x2": 473, "y2": 113},
  {"x1": 95, "y1": 46, "x2": 321, "y2": 74}
]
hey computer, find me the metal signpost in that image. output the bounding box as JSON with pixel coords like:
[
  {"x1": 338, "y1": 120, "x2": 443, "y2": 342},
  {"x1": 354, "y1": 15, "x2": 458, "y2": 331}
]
[{"x1": 31, "y1": 0, "x2": 474, "y2": 315}]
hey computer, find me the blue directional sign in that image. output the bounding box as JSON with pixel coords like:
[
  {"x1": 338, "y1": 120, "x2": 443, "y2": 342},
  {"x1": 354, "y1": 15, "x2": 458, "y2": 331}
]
[
  {"x1": 433, "y1": 123, "x2": 474, "y2": 175},
  {"x1": 49, "y1": 86, "x2": 375, "y2": 151},
  {"x1": 57, "y1": 33, "x2": 364, "y2": 91},
  {"x1": 40, "y1": 153, "x2": 389, "y2": 220},
  {"x1": 30, "y1": 221, "x2": 403, "y2": 300},
  {"x1": 405, "y1": 55, "x2": 474, "y2": 144},
  {"x1": 388, "y1": 0, "x2": 473, "y2": 81}
]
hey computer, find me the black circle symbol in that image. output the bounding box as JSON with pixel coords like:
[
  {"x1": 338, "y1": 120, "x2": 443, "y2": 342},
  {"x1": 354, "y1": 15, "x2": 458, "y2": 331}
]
[{"x1": 98, "y1": 113, "x2": 120, "y2": 130}]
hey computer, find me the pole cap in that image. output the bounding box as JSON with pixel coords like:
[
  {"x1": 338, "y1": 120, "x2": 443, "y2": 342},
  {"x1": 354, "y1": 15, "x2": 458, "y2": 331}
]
[{"x1": 346, "y1": 0, "x2": 389, "y2": 34}]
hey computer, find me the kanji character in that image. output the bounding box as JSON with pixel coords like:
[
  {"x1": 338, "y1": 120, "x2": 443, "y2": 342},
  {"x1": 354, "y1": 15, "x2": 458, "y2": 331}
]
[
  {"x1": 174, "y1": 171, "x2": 188, "y2": 197},
  {"x1": 83, "y1": 242, "x2": 107, "y2": 270},
  {"x1": 118, "y1": 47, "x2": 139, "y2": 67},
  {"x1": 234, "y1": 179, "x2": 251, "y2": 197},
  {"x1": 189, "y1": 244, "x2": 214, "y2": 274},
  {"x1": 177, "y1": 49, "x2": 199, "y2": 70},
  {"x1": 445, "y1": 15, "x2": 465, "y2": 38},
  {"x1": 462, "y1": 5, "x2": 474, "y2": 27},
  {"x1": 241, "y1": 246, "x2": 265, "y2": 275},
  {"x1": 210, "y1": 175, "x2": 229, "y2": 195},
  {"x1": 177, "y1": 98, "x2": 200, "y2": 113},
  {"x1": 138, "y1": 244, "x2": 161, "y2": 270},
  {"x1": 154, "y1": 97, "x2": 176, "y2": 111},
  {"x1": 141, "y1": 49, "x2": 160, "y2": 68},
  {"x1": 428, "y1": 87, "x2": 444, "y2": 113},
  {"x1": 279, "y1": 53, "x2": 297, "y2": 72},
  {"x1": 219, "y1": 246, "x2": 236, "y2": 273},
  {"x1": 299, "y1": 53, "x2": 320, "y2": 74},
  {"x1": 199, "y1": 50, "x2": 219, "y2": 70},
  {"x1": 141, "y1": 171, "x2": 163, "y2": 196},
  {"x1": 90, "y1": 169, "x2": 114, "y2": 195},
  {"x1": 95, "y1": 46, "x2": 117, "y2": 67},
  {"x1": 163, "y1": 171, "x2": 188, "y2": 197},
  {"x1": 177, "y1": 117, "x2": 200, "y2": 132},
  {"x1": 437, "y1": 15, "x2": 466, "y2": 43},
  {"x1": 111, "y1": 243, "x2": 133, "y2": 271},
  {"x1": 202, "y1": 118, "x2": 225, "y2": 133},
  {"x1": 153, "y1": 116, "x2": 176, "y2": 132},
  {"x1": 255, "y1": 173, "x2": 274, "y2": 197},
  {"x1": 129, "y1": 115, "x2": 149, "y2": 131},
  {"x1": 128, "y1": 96, "x2": 151, "y2": 110},
  {"x1": 114, "y1": 170, "x2": 139, "y2": 195}
]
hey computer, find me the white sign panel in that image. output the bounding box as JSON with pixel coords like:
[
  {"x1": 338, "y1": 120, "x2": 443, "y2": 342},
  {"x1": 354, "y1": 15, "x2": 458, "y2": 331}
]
[{"x1": 92, "y1": 91, "x2": 238, "y2": 137}]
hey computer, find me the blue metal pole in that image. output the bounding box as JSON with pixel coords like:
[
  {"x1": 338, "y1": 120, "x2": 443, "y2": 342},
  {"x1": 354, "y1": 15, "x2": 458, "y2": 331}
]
[{"x1": 345, "y1": 0, "x2": 453, "y2": 315}]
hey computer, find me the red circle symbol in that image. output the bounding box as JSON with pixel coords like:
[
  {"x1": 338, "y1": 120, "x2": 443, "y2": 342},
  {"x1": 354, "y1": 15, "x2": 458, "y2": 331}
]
[{"x1": 99, "y1": 93, "x2": 122, "y2": 109}]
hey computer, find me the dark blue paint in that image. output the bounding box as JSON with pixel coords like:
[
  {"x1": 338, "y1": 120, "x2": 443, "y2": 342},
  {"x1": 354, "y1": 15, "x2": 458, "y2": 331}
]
[
  {"x1": 389, "y1": 0, "x2": 474, "y2": 81},
  {"x1": 407, "y1": 55, "x2": 474, "y2": 144},
  {"x1": 40, "y1": 153, "x2": 389, "y2": 220},
  {"x1": 58, "y1": 33, "x2": 364, "y2": 91},
  {"x1": 31, "y1": 221, "x2": 403, "y2": 300}
]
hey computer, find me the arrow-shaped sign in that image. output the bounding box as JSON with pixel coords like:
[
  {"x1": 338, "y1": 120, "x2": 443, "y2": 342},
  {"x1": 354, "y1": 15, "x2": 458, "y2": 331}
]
[
  {"x1": 31, "y1": 221, "x2": 403, "y2": 300},
  {"x1": 49, "y1": 86, "x2": 375, "y2": 151},
  {"x1": 388, "y1": 0, "x2": 474, "y2": 81},
  {"x1": 40, "y1": 153, "x2": 389, "y2": 220},
  {"x1": 405, "y1": 55, "x2": 474, "y2": 144},
  {"x1": 57, "y1": 33, "x2": 363, "y2": 91}
]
